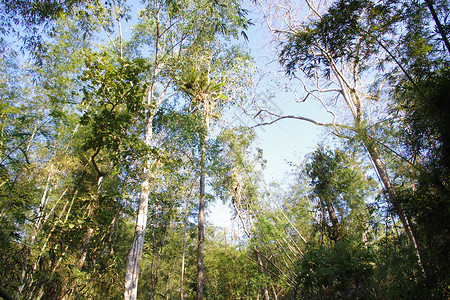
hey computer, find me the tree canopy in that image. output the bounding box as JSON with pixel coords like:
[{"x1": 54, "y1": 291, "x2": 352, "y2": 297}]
[{"x1": 0, "y1": 0, "x2": 449, "y2": 299}]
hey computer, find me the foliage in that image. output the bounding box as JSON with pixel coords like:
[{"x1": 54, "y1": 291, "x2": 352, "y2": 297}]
[
  {"x1": 388, "y1": 1, "x2": 450, "y2": 296},
  {"x1": 280, "y1": 0, "x2": 396, "y2": 77},
  {"x1": 393, "y1": 58, "x2": 450, "y2": 299},
  {"x1": 294, "y1": 240, "x2": 375, "y2": 299},
  {"x1": 80, "y1": 51, "x2": 152, "y2": 172},
  {"x1": 1, "y1": 0, "x2": 449, "y2": 299},
  {"x1": 204, "y1": 241, "x2": 261, "y2": 299},
  {"x1": 305, "y1": 146, "x2": 376, "y2": 243}
]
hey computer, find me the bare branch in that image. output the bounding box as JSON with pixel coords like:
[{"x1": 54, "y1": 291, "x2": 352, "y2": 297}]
[
  {"x1": 250, "y1": 108, "x2": 352, "y2": 135},
  {"x1": 291, "y1": 72, "x2": 340, "y2": 126}
]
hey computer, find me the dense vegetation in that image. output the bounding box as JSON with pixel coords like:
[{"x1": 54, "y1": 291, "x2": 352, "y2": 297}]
[{"x1": 0, "y1": 0, "x2": 448, "y2": 299}]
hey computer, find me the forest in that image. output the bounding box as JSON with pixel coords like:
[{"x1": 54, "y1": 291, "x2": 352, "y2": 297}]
[{"x1": 0, "y1": 0, "x2": 449, "y2": 299}]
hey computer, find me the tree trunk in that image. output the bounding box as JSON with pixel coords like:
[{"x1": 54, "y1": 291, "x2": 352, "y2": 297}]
[
  {"x1": 256, "y1": 251, "x2": 271, "y2": 300},
  {"x1": 124, "y1": 114, "x2": 154, "y2": 300},
  {"x1": 364, "y1": 139, "x2": 425, "y2": 274},
  {"x1": 77, "y1": 227, "x2": 94, "y2": 270},
  {"x1": 322, "y1": 196, "x2": 341, "y2": 242},
  {"x1": 197, "y1": 127, "x2": 206, "y2": 300},
  {"x1": 123, "y1": 64, "x2": 168, "y2": 299},
  {"x1": 63, "y1": 227, "x2": 94, "y2": 299},
  {"x1": 17, "y1": 172, "x2": 52, "y2": 299},
  {"x1": 180, "y1": 181, "x2": 195, "y2": 300},
  {"x1": 333, "y1": 57, "x2": 426, "y2": 274}
]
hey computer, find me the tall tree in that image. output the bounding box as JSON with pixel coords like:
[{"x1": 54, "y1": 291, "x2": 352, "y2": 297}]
[
  {"x1": 254, "y1": 0, "x2": 426, "y2": 273},
  {"x1": 123, "y1": 1, "x2": 251, "y2": 299},
  {"x1": 305, "y1": 146, "x2": 376, "y2": 243},
  {"x1": 176, "y1": 49, "x2": 228, "y2": 299},
  {"x1": 390, "y1": 1, "x2": 450, "y2": 293}
]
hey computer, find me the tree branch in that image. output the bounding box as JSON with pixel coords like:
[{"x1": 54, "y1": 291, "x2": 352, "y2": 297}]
[
  {"x1": 250, "y1": 108, "x2": 352, "y2": 134},
  {"x1": 424, "y1": 0, "x2": 450, "y2": 56}
]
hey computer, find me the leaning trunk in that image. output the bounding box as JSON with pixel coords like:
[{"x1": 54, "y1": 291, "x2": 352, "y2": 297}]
[
  {"x1": 232, "y1": 189, "x2": 270, "y2": 300},
  {"x1": 65, "y1": 174, "x2": 104, "y2": 299},
  {"x1": 364, "y1": 139, "x2": 425, "y2": 274},
  {"x1": 333, "y1": 59, "x2": 426, "y2": 274}
]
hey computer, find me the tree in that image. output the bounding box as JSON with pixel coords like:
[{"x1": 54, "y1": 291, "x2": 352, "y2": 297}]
[
  {"x1": 203, "y1": 230, "x2": 262, "y2": 299},
  {"x1": 2, "y1": 0, "x2": 449, "y2": 297},
  {"x1": 0, "y1": 12, "x2": 99, "y2": 298},
  {"x1": 305, "y1": 146, "x2": 375, "y2": 244},
  {"x1": 253, "y1": 0, "x2": 450, "y2": 295},
  {"x1": 390, "y1": 1, "x2": 450, "y2": 291},
  {"x1": 254, "y1": 0, "x2": 426, "y2": 274},
  {"x1": 214, "y1": 128, "x2": 294, "y2": 299},
  {"x1": 0, "y1": 0, "x2": 105, "y2": 61},
  {"x1": 122, "y1": 1, "x2": 251, "y2": 298},
  {"x1": 294, "y1": 240, "x2": 375, "y2": 299},
  {"x1": 176, "y1": 47, "x2": 237, "y2": 299}
]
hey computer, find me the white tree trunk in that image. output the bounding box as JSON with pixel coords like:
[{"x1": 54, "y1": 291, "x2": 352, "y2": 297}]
[
  {"x1": 124, "y1": 114, "x2": 153, "y2": 300},
  {"x1": 123, "y1": 61, "x2": 167, "y2": 299}
]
